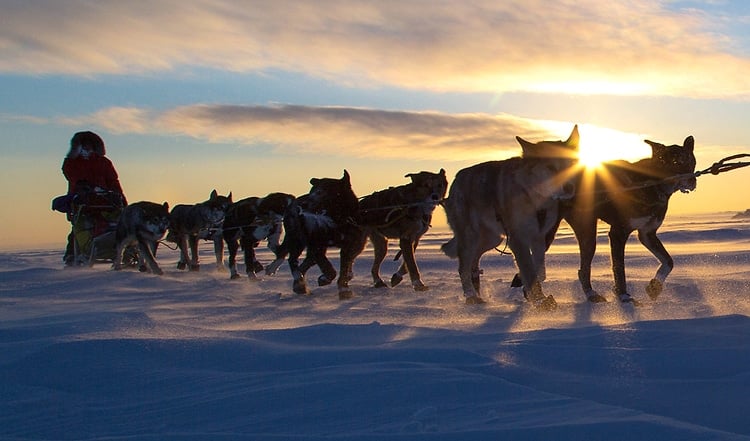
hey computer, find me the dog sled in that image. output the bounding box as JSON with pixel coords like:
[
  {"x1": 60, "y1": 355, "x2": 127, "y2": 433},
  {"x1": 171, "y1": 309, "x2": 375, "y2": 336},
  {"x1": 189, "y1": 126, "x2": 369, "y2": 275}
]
[{"x1": 55, "y1": 188, "x2": 133, "y2": 267}]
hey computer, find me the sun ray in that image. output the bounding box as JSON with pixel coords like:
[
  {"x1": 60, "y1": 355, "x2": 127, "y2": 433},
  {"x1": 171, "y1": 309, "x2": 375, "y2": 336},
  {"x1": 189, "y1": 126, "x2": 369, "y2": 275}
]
[{"x1": 538, "y1": 122, "x2": 651, "y2": 170}]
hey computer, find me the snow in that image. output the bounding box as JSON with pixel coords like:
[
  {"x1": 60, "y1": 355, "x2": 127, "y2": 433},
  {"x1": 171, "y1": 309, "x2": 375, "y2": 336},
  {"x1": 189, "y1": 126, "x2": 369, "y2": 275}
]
[{"x1": 2, "y1": 213, "x2": 750, "y2": 440}]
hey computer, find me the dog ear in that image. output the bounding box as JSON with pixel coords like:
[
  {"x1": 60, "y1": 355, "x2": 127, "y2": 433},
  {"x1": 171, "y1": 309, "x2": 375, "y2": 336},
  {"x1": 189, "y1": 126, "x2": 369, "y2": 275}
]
[
  {"x1": 440, "y1": 168, "x2": 446, "y2": 176},
  {"x1": 162, "y1": 202, "x2": 169, "y2": 211},
  {"x1": 515, "y1": 136, "x2": 535, "y2": 152},
  {"x1": 565, "y1": 125, "x2": 580, "y2": 149},
  {"x1": 227, "y1": 192, "x2": 233, "y2": 202},
  {"x1": 683, "y1": 136, "x2": 694, "y2": 153},
  {"x1": 644, "y1": 139, "x2": 664, "y2": 156},
  {"x1": 342, "y1": 170, "x2": 351, "y2": 184},
  {"x1": 210, "y1": 189, "x2": 218, "y2": 199}
]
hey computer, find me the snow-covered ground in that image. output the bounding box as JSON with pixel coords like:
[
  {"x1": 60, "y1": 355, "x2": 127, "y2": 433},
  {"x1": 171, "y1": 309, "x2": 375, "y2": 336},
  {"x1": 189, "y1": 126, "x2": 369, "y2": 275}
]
[{"x1": 2, "y1": 212, "x2": 750, "y2": 440}]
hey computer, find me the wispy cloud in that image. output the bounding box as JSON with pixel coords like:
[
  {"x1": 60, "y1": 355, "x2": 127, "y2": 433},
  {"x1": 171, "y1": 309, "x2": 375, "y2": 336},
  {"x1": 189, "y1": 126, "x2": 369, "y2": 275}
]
[
  {"x1": 2, "y1": 1, "x2": 750, "y2": 98},
  {"x1": 52, "y1": 104, "x2": 569, "y2": 161}
]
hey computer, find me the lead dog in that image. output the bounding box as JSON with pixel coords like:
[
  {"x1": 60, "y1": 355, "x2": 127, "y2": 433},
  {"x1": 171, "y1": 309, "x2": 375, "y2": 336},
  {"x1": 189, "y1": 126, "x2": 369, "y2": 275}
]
[
  {"x1": 359, "y1": 169, "x2": 448, "y2": 291},
  {"x1": 442, "y1": 126, "x2": 579, "y2": 308},
  {"x1": 516, "y1": 135, "x2": 697, "y2": 304},
  {"x1": 168, "y1": 190, "x2": 232, "y2": 271},
  {"x1": 219, "y1": 192, "x2": 295, "y2": 280},
  {"x1": 113, "y1": 201, "x2": 170, "y2": 275}
]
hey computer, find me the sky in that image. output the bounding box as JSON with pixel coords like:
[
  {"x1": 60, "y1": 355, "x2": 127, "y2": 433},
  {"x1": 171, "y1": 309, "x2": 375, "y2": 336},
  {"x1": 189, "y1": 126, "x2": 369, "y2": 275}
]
[{"x1": 2, "y1": 0, "x2": 750, "y2": 250}]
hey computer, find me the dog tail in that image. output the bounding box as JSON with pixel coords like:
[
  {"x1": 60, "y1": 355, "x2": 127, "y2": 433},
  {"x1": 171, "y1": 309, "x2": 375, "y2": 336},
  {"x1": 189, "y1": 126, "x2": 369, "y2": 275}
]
[{"x1": 441, "y1": 237, "x2": 458, "y2": 258}]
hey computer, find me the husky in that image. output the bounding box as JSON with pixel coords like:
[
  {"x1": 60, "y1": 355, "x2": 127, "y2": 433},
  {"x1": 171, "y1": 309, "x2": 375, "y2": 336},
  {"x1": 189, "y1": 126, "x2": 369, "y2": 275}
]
[
  {"x1": 113, "y1": 201, "x2": 170, "y2": 275},
  {"x1": 168, "y1": 190, "x2": 232, "y2": 271},
  {"x1": 266, "y1": 170, "x2": 367, "y2": 299},
  {"x1": 523, "y1": 135, "x2": 697, "y2": 305},
  {"x1": 219, "y1": 192, "x2": 295, "y2": 280},
  {"x1": 441, "y1": 126, "x2": 580, "y2": 307},
  {"x1": 359, "y1": 169, "x2": 448, "y2": 291}
]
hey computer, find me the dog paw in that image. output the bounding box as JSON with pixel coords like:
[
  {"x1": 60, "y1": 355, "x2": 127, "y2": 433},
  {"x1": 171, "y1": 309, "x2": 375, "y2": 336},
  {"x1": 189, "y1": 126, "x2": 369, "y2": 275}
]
[
  {"x1": 176, "y1": 262, "x2": 187, "y2": 270},
  {"x1": 646, "y1": 279, "x2": 663, "y2": 300},
  {"x1": 373, "y1": 279, "x2": 389, "y2": 288},
  {"x1": 230, "y1": 273, "x2": 242, "y2": 280},
  {"x1": 293, "y1": 277, "x2": 310, "y2": 295},
  {"x1": 412, "y1": 281, "x2": 429, "y2": 292},
  {"x1": 618, "y1": 293, "x2": 642, "y2": 306},
  {"x1": 465, "y1": 295, "x2": 486, "y2": 305},
  {"x1": 587, "y1": 291, "x2": 608, "y2": 303},
  {"x1": 390, "y1": 273, "x2": 404, "y2": 287},
  {"x1": 533, "y1": 295, "x2": 557, "y2": 311},
  {"x1": 339, "y1": 289, "x2": 354, "y2": 300},
  {"x1": 318, "y1": 274, "x2": 333, "y2": 286}
]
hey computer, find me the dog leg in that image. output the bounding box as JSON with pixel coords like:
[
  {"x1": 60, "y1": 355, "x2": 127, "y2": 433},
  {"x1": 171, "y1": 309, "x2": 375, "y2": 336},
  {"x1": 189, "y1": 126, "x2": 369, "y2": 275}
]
[
  {"x1": 570, "y1": 216, "x2": 607, "y2": 303},
  {"x1": 369, "y1": 232, "x2": 389, "y2": 288},
  {"x1": 637, "y1": 229, "x2": 673, "y2": 300},
  {"x1": 509, "y1": 235, "x2": 556, "y2": 311},
  {"x1": 213, "y1": 233, "x2": 225, "y2": 272},
  {"x1": 288, "y1": 247, "x2": 309, "y2": 295},
  {"x1": 398, "y1": 238, "x2": 427, "y2": 291},
  {"x1": 138, "y1": 240, "x2": 163, "y2": 275},
  {"x1": 457, "y1": 238, "x2": 483, "y2": 302},
  {"x1": 112, "y1": 237, "x2": 128, "y2": 271},
  {"x1": 240, "y1": 235, "x2": 262, "y2": 281},
  {"x1": 608, "y1": 227, "x2": 640, "y2": 305},
  {"x1": 176, "y1": 235, "x2": 189, "y2": 270},
  {"x1": 226, "y1": 236, "x2": 241, "y2": 280},
  {"x1": 188, "y1": 235, "x2": 200, "y2": 271},
  {"x1": 338, "y1": 232, "x2": 367, "y2": 300}
]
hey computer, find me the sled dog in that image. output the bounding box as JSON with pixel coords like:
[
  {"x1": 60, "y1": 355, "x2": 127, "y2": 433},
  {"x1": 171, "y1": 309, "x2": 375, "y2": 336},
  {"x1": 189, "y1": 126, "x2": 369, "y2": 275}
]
[
  {"x1": 266, "y1": 170, "x2": 367, "y2": 299},
  {"x1": 219, "y1": 192, "x2": 295, "y2": 280},
  {"x1": 359, "y1": 169, "x2": 448, "y2": 291},
  {"x1": 113, "y1": 201, "x2": 170, "y2": 275},
  {"x1": 168, "y1": 190, "x2": 232, "y2": 271},
  {"x1": 527, "y1": 135, "x2": 697, "y2": 304},
  {"x1": 442, "y1": 126, "x2": 580, "y2": 307}
]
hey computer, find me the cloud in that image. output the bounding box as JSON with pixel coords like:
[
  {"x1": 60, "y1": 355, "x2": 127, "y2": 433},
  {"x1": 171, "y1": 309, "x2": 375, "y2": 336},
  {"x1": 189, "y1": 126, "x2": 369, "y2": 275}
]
[
  {"x1": 62, "y1": 104, "x2": 564, "y2": 161},
  {"x1": 2, "y1": 1, "x2": 750, "y2": 98}
]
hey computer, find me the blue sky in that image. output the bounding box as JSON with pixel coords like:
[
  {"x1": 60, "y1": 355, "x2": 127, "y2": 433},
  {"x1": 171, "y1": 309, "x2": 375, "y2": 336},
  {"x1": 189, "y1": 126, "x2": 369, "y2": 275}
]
[{"x1": 2, "y1": 0, "x2": 750, "y2": 250}]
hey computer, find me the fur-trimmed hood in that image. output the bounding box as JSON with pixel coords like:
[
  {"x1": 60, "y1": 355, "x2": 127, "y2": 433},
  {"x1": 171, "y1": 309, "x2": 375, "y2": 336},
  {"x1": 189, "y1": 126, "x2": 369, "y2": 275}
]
[{"x1": 67, "y1": 131, "x2": 106, "y2": 158}]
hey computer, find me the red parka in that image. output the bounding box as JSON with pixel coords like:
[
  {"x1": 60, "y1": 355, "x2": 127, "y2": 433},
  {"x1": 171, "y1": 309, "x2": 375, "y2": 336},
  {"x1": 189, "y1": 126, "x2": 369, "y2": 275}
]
[{"x1": 62, "y1": 131, "x2": 126, "y2": 204}]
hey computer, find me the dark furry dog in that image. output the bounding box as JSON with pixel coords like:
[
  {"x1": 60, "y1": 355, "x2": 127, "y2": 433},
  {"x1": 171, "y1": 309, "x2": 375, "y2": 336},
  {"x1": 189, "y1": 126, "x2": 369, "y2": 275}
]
[
  {"x1": 219, "y1": 192, "x2": 295, "y2": 280},
  {"x1": 168, "y1": 189, "x2": 232, "y2": 271},
  {"x1": 359, "y1": 169, "x2": 448, "y2": 291},
  {"x1": 525, "y1": 135, "x2": 697, "y2": 304},
  {"x1": 266, "y1": 170, "x2": 367, "y2": 299},
  {"x1": 442, "y1": 126, "x2": 579, "y2": 307},
  {"x1": 113, "y1": 201, "x2": 170, "y2": 275}
]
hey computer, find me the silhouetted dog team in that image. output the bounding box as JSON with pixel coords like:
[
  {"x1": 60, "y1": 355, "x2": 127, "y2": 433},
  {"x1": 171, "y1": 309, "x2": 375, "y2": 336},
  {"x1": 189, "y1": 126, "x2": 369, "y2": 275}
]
[{"x1": 106, "y1": 125, "x2": 697, "y2": 309}]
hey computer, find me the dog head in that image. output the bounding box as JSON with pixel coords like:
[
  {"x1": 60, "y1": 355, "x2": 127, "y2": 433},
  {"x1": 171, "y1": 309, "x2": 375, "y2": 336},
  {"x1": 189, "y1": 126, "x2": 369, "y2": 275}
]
[
  {"x1": 516, "y1": 125, "x2": 580, "y2": 160},
  {"x1": 149, "y1": 202, "x2": 171, "y2": 237},
  {"x1": 257, "y1": 192, "x2": 296, "y2": 216},
  {"x1": 134, "y1": 201, "x2": 170, "y2": 240},
  {"x1": 404, "y1": 168, "x2": 448, "y2": 206},
  {"x1": 307, "y1": 170, "x2": 359, "y2": 220},
  {"x1": 516, "y1": 125, "x2": 580, "y2": 200},
  {"x1": 644, "y1": 136, "x2": 697, "y2": 193},
  {"x1": 204, "y1": 189, "x2": 233, "y2": 224}
]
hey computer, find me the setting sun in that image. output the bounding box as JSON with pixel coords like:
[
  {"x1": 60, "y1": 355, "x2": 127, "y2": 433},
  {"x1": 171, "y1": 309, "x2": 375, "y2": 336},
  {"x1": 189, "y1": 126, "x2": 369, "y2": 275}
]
[{"x1": 541, "y1": 122, "x2": 652, "y2": 169}]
